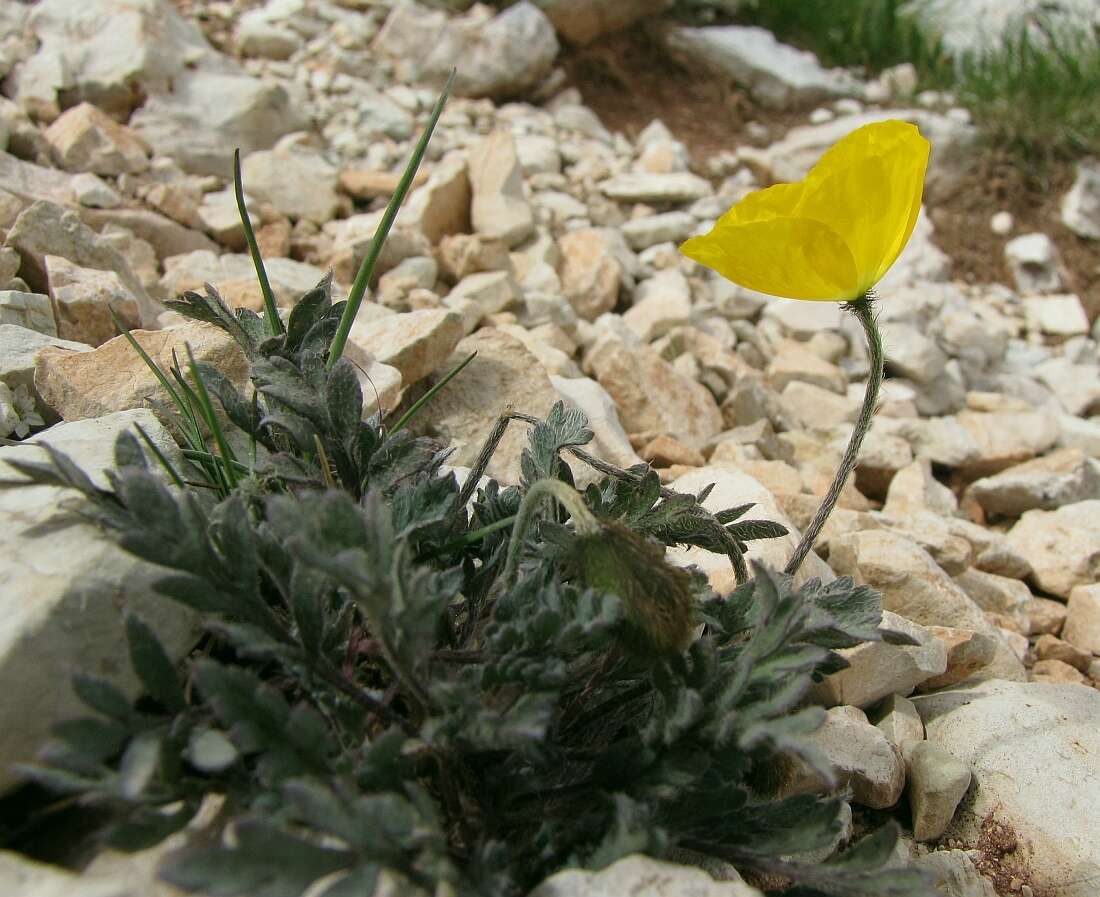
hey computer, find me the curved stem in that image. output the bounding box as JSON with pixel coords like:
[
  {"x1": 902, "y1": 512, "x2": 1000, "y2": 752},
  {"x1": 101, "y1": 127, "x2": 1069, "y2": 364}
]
[
  {"x1": 784, "y1": 293, "x2": 883, "y2": 576},
  {"x1": 504, "y1": 479, "x2": 600, "y2": 585}
]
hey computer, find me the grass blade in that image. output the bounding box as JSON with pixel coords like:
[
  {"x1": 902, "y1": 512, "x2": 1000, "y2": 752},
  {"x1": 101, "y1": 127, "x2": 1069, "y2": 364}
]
[
  {"x1": 133, "y1": 423, "x2": 186, "y2": 489},
  {"x1": 327, "y1": 69, "x2": 456, "y2": 369},
  {"x1": 388, "y1": 351, "x2": 476, "y2": 435},
  {"x1": 184, "y1": 345, "x2": 240, "y2": 491},
  {"x1": 234, "y1": 148, "x2": 283, "y2": 337}
]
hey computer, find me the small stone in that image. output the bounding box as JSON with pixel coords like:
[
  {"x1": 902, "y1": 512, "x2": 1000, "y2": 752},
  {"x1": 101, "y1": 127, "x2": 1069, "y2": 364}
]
[
  {"x1": 919, "y1": 626, "x2": 998, "y2": 690},
  {"x1": 767, "y1": 340, "x2": 848, "y2": 394},
  {"x1": 955, "y1": 410, "x2": 1060, "y2": 479},
  {"x1": 1061, "y1": 158, "x2": 1100, "y2": 240},
  {"x1": 0, "y1": 291, "x2": 55, "y2": 336},
  {"x1": 1005, "y1": 500, "x2": 1100, "y2": 598},
  {"x1": 588, "y1": 340, "x2": 722, "y2": 449},
  {"x1": 815, "y1": 611, "x2": 947, "y2": 709},
  {"x1": 620, "y1": 211, "x2": 697, "y2": 251},
  {"x1": 954, "y1": 569, "x2": 1032, "y2": 634},
  {"x1": 410, "y1": 328, "x2": 559, "y2": 484},
  {"x1": 666, "y1": 25, "x2": 861, "y2": 111},
  {"x1": 639, "y1": 434, "x2": 705, "y2": 468},
  {"x1": 339, "y1": 168, "x2": 428, "y2": 201},
  {"x1": 1023, "y1": 293, "x2": 1090, "y2": 338},
  {"x1": 34, "y1": 321, "x2": 248, "y2": 422},
  {"x1": 882, "y1": 457, "x2": 958, "y2": 517},
  {"x1": 829, "y1": 530, "x2": 1014, "y2": 655},
  {"x1": 623, "y1": 269, "x2": 692, "y2": 342},
  {"x1": 444, "y1": 271, "x2": 522, "y2": 330},
  {"x1": 45, "y1": 255, "x2": 141, "y2": 347},
  {"x1": 872, "y1": 694, "x2": 925, "y2": 755},
  {"x1": 241, "y1": 138, "x2": 340, "y2": 225},
  {"x1": 348, "y1": 309, "x2": 463, "y2": 387},
  {"x1": 1004, "y1": 232, "x2": 1061, "y2": 294},
  {"x1": 1063, "y1": 584, "x2": 1100, "y2": 655},
  {"x1": 598, "y1": 172, "x2": 712, "y2": 205},
  {"x1": 1026, "y1": 597, "x2": 1067, "y2": 637},
  {"x1": 468, "y1": 130, "x2": 534, "y2": 248},
  {"x1": 964, "y1": 449, "x2": 1100, "y2": 518},
  {"x1": 530, "y1": 853, "x2": 764, "y2": 897},
  {"x1": 70, "y1": 172, "x2": 121, "y2": 209},
  {"x1": 1035, "y1": 634, "x2": 1092, "y2": 672},
  {"x1": 550, "y1": 375, "x2": 643, "y2": 474},
  {"x1": 787, "y1": 706, "x2": 906, "y2": 810},
  {"x1": 779, "y1": 381, "x2": 860, "y2": 429},
  {"x1": 438, "y1": 234, "x2": 511, "y2": 282},
  {"x1": 43, "y1": 102, "x2": 149, "y2": 175},
  {"x1": 990, "y1": 210, "x2": 1014, "y2": 235},
  {"x1": 558, "y1": 228, "x2": 629, "y2": 321},
  {"x1": 1030, "y1": 658, "x2": 1087, "y2": 685},
  {"x1": 907, "y1": 741, "x2": 972, "y2": 842},
  {"x1": 196, "y1": 187, "x2": 259, "y2": 251}
]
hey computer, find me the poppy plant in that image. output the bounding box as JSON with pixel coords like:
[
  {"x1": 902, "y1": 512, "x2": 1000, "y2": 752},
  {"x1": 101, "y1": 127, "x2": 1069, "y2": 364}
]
[{"x1": 680, "y1": 119, "x2": 931, "y2": 575}]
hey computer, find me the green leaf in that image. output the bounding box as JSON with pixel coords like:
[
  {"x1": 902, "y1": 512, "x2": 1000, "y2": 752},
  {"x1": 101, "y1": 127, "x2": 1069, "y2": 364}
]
[
  {"x1": 160, "y1": 820, "x2": 350, "y2": 897},
  {"x1": 72, "y1": 674, "x2": 132, "y2": 721},
  {"x1": 125, "y1": 616, "x2": 186, "y2": 713}
]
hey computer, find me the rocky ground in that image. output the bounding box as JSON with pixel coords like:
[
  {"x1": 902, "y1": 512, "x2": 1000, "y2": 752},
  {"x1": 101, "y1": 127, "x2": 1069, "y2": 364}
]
[{"x1": 1, "y1": 1, "x2": 1099, "y2": 896}]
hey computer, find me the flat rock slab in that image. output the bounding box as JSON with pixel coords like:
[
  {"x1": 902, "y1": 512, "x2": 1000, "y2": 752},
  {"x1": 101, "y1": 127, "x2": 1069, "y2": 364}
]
[
  {"x1": 0, "y1": 410, "x2": 198, "y2": 792},
  {"x1": 914, "y1": 679, "x2": 1100, "y2": 897}
]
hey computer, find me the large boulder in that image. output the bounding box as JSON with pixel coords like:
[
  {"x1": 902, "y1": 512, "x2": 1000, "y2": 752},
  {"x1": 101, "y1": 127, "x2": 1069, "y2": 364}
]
[
  {"x1": 0, "y1": 410, "x2": 198, "y2": 792},
  {"x1": 914, "y1": 679, "x2": 1100, "y2": 897}
]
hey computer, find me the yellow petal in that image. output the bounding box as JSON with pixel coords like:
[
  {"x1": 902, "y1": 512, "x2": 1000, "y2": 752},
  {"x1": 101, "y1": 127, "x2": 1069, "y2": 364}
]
[
  {"x1": 682, "y1": 217, "x2": 859, "y2": 301},
  {"x1": 679, "y1": 119, "x2": 930, "y2": 302},
  {"x1": 712, "y1": 181, "x2": 807, "y2": 226},
  {"x1": 800, "y1": 120, "x2": 930, "y2": 291}
]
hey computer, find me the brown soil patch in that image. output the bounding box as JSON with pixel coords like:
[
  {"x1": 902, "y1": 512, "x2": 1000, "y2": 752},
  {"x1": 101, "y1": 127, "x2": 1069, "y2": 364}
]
[
  {"x1": 560, "y1": 24, "x2": 805, "y2": 163},
  {"x1": 564, "y1": 26, "x2": 1099, "y2": 323},
  {"x1": 968, "y1": 812, "x2": 1052, "y2": 897},
  {"x1": 930, "y1": 153, "x2": 1100, "y2": 320}
]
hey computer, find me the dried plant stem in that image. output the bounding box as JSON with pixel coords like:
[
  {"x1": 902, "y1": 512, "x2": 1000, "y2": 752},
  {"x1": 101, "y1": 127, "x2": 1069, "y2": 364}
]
[{"x1": 784, "y1": 292, "x2": 882, "y2": 576}]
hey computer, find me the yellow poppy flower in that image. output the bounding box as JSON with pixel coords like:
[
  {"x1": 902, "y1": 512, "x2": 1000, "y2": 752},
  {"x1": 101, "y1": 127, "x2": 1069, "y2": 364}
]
[{"x1": 681, "y1": 120, "x2": 931, "y2": 301}]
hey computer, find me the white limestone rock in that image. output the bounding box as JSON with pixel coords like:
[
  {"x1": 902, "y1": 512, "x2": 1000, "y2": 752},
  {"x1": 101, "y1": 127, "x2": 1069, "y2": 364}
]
[
  {"x1": 0, "y1": 410, "x2": 198, "y2": 792},
  {"x1": 530, "y1": 853, "x2": 763, "y2": 897},
  {"x1": 240, "y1": 136, "x2": 340, "y2": 225},
  {"x1": 1061, "y1": 157, "x2": 1100, "y2": 239},
  {"x1": 0, "y1": 290, "x2": 55, "y2": 336},
  {"x1": 907, "y1": 741, "x2": 972, "y2": 842},
  {"x1": 1004, "y1": 232, "x2": 1062, "y2": 295},
  {"x1": 666, "y1": 25, "x2": 862, "y2": 110},
  {"x1": 814, "y1": 611, "x2": 948, "y2": 709},
  {"x1": 1004, "y1": 500, "x2": 1100, "y2": 598},
  {"x1": 914, "y1": 679, "x2": 1100, "y2": 897},
  {"x1": 131, "y1": 70, "x2": 309, "y2": 178},
  {"x1": 468, "y1": 130, "x2": 535, "y2": 248}
]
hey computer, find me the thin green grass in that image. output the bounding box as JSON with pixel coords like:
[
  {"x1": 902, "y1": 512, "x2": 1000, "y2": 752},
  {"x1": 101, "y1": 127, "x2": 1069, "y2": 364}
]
[
  {"x1": 681, "y1": 0, "x2": 1100, "y2": 162},
  {"x1": 954, "y1": 25, "x2": 1100, "y2": 162}
]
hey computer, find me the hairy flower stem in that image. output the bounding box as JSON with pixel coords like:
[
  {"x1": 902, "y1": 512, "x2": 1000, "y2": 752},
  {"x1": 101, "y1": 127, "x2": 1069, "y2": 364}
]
[
  {"x1": 784, "y1": 292, "x2": 883, "y2": 576},
  {"x1": 504, "y1": 479, "x2": 600, "y2": 585}
]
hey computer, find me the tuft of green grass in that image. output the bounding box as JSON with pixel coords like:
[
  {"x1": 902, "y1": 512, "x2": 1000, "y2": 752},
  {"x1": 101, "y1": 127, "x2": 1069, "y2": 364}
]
[{"x1": 953, "y1": 25, "x2": 1100, "y2": 162}]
